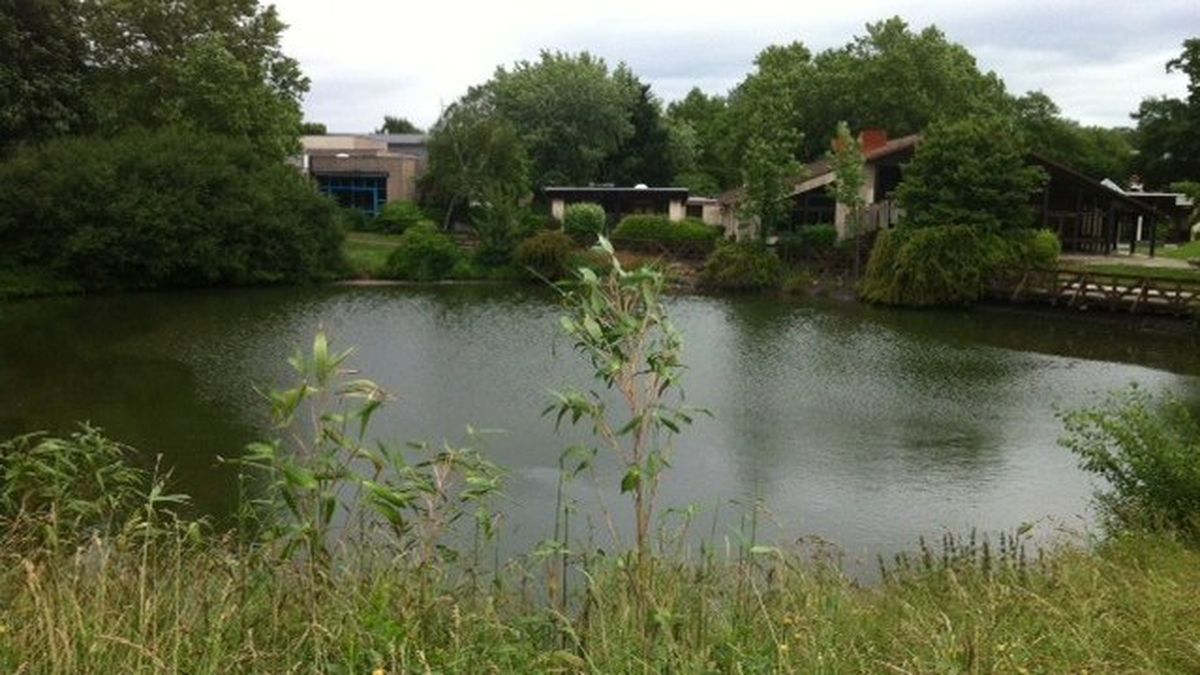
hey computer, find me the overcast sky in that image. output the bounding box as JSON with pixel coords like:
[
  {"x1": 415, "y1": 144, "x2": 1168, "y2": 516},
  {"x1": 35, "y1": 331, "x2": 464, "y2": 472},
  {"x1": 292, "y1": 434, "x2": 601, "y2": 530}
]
[{"x1": 274, "y1": 0, "x2": 1198, "y2": 133}]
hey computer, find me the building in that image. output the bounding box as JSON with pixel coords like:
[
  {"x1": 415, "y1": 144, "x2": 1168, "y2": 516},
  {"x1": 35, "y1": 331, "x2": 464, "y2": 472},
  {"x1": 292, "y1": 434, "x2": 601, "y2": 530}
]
[
  {"x1": 720, "y1": 129, "x2": 1171, "y2": 255},
  {"x1": 544, "y1": 185, "x2": 723, "y2": 227},
  {"x1": 296, "y1": 134, "x2": 427, "y2": 215}
]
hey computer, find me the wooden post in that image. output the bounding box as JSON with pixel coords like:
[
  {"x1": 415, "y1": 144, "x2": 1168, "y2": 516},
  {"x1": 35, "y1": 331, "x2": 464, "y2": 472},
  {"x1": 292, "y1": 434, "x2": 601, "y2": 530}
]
[{"x1": 1149, "y1": 217, "x2": 1158, "y2": 258}]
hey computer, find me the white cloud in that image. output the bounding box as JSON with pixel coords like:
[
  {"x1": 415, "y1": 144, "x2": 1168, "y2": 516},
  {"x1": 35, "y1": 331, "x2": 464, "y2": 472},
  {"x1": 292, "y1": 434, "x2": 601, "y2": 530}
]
[{"x1": 274, "y1": 0, "x2": 1196, "y2": 132}]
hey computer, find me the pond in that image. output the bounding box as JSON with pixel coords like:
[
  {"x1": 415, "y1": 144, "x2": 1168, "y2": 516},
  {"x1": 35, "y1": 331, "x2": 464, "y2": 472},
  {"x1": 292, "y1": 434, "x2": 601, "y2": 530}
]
[{"x1": 3, "y1": 285, "x2": 1198, "y2": 571}]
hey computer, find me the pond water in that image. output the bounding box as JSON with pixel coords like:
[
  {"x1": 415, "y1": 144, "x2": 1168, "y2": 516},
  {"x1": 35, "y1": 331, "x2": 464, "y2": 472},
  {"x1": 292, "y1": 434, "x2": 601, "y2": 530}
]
[{"x1": 3, "y1": 285, "x2": 1198, "y2": 570}]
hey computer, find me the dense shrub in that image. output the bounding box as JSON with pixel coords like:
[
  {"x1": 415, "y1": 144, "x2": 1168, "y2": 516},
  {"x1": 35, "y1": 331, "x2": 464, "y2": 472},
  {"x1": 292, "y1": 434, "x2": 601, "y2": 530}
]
[
  {"x1": 466, "y1": 202, "x2": 532, "y2": 267},
  {"x1": 859, "y1": 225, "x2": 994, "y2": 306},
  {"x1": 563, "y1": 202, "x2": 606, "y2": 239},
  {"x1": 701, "y1": 241, "x2": 783, "y2": 291},
  {"x1": 370, "y1": 200, "x2": 427, "y2": 234},
  {"x1": 897, "y1": 116, "x2": 1047, "y2": 231},
  {"x1": 513, "y1": 230, "x2": 577, "y2": 280},
  {"x1": 0, "y1": 128, "x2": 344, "y2": 289},
  {"x1": 611, "y1": 215, "x2": 723, "y2": 252},
  {"x1": 1060, "y1": 386, "x2": 1200, "y2": 539},
  {"x1": 776, "y1": 225, "x2": 837, "y2": 261},
  {"x1": 383, "y1": 224, "x2": 462, "y2": 281}
]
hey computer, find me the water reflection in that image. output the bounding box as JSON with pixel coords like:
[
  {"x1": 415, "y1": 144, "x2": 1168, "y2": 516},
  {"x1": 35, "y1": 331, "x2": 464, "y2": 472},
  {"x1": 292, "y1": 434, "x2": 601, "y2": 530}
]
[{"x1": 2, "y1": 286, "x2": 1197, "y2": 568}]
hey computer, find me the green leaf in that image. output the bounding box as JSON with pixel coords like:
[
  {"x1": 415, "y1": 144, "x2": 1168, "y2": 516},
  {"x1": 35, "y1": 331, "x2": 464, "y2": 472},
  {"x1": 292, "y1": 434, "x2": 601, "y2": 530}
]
[{"x1": 620, "y1": 467, "x2": 641, "y2": 494}]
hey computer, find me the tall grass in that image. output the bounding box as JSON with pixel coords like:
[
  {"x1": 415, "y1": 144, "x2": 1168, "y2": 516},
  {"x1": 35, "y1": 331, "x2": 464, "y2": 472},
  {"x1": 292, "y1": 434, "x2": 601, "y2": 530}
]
[
  {"x1": 4, "y1": 257, "x2": 1200, "y2": 672},
  {"x1": 2, "y1": 522, "x2": 1198, "y2": 673}
]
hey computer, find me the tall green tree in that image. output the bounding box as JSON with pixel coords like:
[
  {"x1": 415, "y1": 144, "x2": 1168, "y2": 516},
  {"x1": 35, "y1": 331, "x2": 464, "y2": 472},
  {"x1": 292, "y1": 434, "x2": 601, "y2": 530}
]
[
  {"x1": 80, "y1": 0, "x2": 309, "y2": 158},
  {"x1": 826, "y1": 122, "x2": 866, "y2": 275},
  {"x1": 666, "y1": 88, "x2": 738, "y2": 192},
  {"x1": 476, "y1": 51, "x2": 635, "y2": 186},
  {"x1": 600, "y1": 75, "x2": 677, "y2": 186},
  {"x1": 375, "y1": 115, "x2": 423, "y2": 134},
  {"x1": 727, "y1": 18, "x2": 1010, "y2": 164},
  {"x1": 421, "y1": 101, "x2": 529, "y2": 228},
  {"x1": 897, "y1": 116, "x2": 1046, "y2": 231},
  {"x1": 1132, "y1": 38, "x2": 1200, "y2": 188},
  {"x1": 740, "y1": 130, "x2": 801, "y2": 241},
  {"x1": 1014, "y1": 91, "x2": 1134, "y2": 181},
  {"x1": 0, "y1": 0, "x2": 92, "y2": 148}
]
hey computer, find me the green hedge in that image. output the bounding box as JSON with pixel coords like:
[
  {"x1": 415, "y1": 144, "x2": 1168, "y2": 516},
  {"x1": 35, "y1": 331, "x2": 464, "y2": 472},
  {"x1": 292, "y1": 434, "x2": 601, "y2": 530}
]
[
  {"x1": 383, "y1": 224, "x2": 462, "y2": 281},
  {"x1": 701, "y1": 241, "x2": 783, "y2": 291},
  {"x1": 611, "y1": 215, "x2": 723, "y2": 254},
  {"x1": 0, "y1": 128, "x2": 345, "y2": 290}
]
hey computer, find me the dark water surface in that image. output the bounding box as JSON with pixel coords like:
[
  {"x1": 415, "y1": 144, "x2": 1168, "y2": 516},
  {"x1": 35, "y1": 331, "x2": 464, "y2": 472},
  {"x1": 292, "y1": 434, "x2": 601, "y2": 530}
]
[{"x1": 3, "y1": 285, "x2": 1198, "y2": 567}]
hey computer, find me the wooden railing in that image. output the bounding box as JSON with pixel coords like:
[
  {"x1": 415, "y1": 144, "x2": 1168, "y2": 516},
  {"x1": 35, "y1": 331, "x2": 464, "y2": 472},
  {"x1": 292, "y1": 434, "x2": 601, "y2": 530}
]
[
  {"x1": 861, "y1": 200, "x2": 903, "y2": 233},
  {"x1": 992, "y1": 269, "x2": 1200, "y2": 316}
]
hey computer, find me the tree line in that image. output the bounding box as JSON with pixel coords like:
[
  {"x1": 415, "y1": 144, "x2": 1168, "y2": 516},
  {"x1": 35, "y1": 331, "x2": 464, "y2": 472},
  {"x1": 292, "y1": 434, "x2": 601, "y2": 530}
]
[{"x1": 415, "y1": 17, "x2": 1198, "y2": 215}]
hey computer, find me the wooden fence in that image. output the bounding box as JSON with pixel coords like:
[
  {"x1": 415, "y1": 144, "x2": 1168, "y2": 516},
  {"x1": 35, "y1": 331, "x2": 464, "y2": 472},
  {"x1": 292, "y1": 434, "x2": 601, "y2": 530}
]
[{"x1": 992, "y1": 269, "x2": 1200, "y2": 316}]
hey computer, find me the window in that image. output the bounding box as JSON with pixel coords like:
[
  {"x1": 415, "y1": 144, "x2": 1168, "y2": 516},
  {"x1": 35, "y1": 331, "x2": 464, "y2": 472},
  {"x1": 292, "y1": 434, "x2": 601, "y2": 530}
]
[{"x1": 314, "y1": 174, "x2": 388, "y2": 215}]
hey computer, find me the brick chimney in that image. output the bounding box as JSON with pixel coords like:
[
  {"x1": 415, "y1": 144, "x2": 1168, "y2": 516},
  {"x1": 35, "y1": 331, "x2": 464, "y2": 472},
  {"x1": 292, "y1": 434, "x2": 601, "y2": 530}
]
[{"x1": 859, "y1": 128, "x2": 888, "y2": 154}]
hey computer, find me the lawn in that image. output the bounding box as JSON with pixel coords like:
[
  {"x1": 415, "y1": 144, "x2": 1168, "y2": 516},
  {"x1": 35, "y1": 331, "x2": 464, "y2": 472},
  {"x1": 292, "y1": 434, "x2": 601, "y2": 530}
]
[
  {"x1": 1160, "y1": 240, "x2": 1200, "y2": 262},
  {"x1": 1058, "y1": 261, "x2": 1200, "y2": 283},
  {"x1": 343, "y1": 231, "x2": 403, "y2": 278}
]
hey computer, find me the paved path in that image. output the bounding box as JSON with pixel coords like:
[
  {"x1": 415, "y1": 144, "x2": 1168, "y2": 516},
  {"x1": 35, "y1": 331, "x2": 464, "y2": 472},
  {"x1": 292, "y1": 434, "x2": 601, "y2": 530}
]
[{"x1": 1060, "y1": 252, "x2": 1192, "y2": 269}]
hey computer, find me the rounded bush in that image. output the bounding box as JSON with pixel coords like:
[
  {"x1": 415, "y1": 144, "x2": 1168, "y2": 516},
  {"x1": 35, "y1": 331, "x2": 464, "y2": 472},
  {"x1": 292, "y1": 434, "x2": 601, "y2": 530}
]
[
  {"x1": 1013, "y1": 228, "x2": 1061, "y2": 270},
  {"x1": 383, "y1": 224, "x2": 462, "y2": 281},
  {"x1": 701, "y1": 241, "x2": 783, "y2": 291},
  {"x1": 611, "y1": 215, "x2": 723, "y2": 252},
  {"x1": 371, "y1": 201, "x2": 427, "y2": 234},
  {"x1": 513, "y1": 230, "x2": 578, "y2": 280},
  {"x1": 563, "y1": 202, "x2": 606, "y2": 240}
]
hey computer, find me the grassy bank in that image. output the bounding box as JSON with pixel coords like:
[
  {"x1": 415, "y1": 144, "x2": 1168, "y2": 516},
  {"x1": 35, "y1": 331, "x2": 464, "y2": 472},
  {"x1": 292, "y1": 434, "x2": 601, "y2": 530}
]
[{"x1": 1, "y1": 526, "x2": 1197, "y2": 673}]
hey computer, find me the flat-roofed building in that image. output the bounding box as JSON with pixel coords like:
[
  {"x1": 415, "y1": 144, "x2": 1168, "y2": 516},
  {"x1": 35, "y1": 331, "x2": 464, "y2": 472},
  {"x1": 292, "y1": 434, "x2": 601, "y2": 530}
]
[{"x1": 296, "y1": 134, "x2": 427, "y2": 215}]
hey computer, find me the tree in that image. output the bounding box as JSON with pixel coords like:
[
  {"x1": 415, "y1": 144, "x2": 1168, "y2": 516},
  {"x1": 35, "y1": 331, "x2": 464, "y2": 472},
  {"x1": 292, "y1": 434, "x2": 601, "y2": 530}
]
[
  {"x1": 80, "y1": 0, "x2": 308, "y2": 159},
  {"x1": 0, "y1": 127, "x2": 344, "y2": 289},
  {"x1": 897, "y1": 116, "x2": 1046, "y2": 231},
  {"x1": 726, "y1": 18, "x2": 1011, "y2": 165},
  {"x1": 421, "y1": 101, "x2": 530, "y2": 228},
  {"x1": 600, "y1": 75, "x2": 677, "y2": 186},
  {"x1": 299, "y1": 121, "x2": 326, "y2": 135},
  {"x1": 478, "y1": 50, "x2": 635, "y2": 186},
  {"x1": 826, "y1": 122, "x2": 866, "y2": 276},
  {"x1": 667, "y1": 87, "x2": 739, "y2": 190},
  {"x1": 1132, "y1": 38, "x2": 1200, "y2": 188},
  {"x1": 375, "y1": 115, "x2": 422, "y2": 134},
  {"x1": 0, "y1": 0, "x2": 92, "y2": 148},
  {"x1": 740, "y1": 130, "x2": 801, "y2": 241},
  {"x1": 1014, "y1": 91, "x2": 1134, "y2": 181}
]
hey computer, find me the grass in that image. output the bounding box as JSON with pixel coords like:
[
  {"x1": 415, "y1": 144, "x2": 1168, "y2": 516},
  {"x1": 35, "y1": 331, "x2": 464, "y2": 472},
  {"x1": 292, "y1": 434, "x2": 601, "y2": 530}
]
[
  {"x1": 1059, "y1": 261, "x2": 1200, "y2": 283},
  {"x1": 1160, "y1": 240, "x2": 1200, "y2": 262},
  {"x1": 1, "y1": 525, "x2": 1197, "y2": 673},
  {"x1": 343, "y1": 231, "x2": 404, "y2": 279}
]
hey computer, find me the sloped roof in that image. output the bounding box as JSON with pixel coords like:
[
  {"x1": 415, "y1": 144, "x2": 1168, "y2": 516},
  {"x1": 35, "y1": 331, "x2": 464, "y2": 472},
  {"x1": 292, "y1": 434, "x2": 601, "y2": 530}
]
[{"x1": 719, "y1": 133, "x2": 922, "y2": 204}]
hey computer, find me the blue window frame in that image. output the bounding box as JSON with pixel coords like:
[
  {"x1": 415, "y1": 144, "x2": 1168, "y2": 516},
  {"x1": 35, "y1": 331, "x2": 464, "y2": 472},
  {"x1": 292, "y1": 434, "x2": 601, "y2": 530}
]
[{"x1": 314, "y1": 174, "x2": 388, "y2": 215}]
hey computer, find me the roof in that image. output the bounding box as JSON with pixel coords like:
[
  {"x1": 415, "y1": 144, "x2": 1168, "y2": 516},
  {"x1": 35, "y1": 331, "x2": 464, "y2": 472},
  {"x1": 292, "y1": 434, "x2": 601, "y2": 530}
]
[
  {"x1": 1029, "y1": 153, "x2": 1166, "y2": 218},
  {"x1": 801, "y1": 133, "x2": 922, "y2": 182},
  {"x1": 368, "y1": 133, "x2": 427, "y2": 145},
  {"x1": 720, "y1": 133, "x2": 922, "y2": 204},
  {"x1": 544, "y1": 186, "x2": 689, "y2": 196}
]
